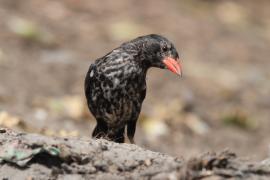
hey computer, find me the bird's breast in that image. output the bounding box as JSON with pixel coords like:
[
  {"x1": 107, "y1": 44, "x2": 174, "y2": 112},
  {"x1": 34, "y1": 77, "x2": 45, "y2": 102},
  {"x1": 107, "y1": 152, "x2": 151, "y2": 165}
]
[{"x1": 86, "y1": 61, "x2": 146, "y2": 126}]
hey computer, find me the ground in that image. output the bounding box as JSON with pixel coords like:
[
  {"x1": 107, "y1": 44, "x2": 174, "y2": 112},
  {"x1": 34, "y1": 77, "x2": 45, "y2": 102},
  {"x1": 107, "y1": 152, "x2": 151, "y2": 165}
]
[
  {"x1": 1, "y1": 128, "x2": 270, "y2": 179},
  {"x1": 0, "y1": 0, "x2": 270, "y2": 177}
]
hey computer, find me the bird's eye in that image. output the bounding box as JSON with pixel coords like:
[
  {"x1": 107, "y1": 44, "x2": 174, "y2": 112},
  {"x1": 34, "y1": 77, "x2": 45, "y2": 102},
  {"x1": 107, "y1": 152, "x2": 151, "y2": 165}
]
[{"x1": 162, "y1": 46, "x2": 168, "y2": 51}]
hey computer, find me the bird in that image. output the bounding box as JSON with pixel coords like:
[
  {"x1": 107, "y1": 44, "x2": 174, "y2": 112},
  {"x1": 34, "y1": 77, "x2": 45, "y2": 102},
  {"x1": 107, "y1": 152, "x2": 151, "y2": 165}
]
[{"x1": 85, "y1": 34, "x2": 182, "y2": 143}]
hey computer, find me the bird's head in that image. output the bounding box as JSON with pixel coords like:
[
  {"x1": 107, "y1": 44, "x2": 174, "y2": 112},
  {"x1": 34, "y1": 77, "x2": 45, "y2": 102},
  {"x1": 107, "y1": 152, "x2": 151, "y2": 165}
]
[{"x1": 138, "y1": 34, "x2": 182, "y2": 76}]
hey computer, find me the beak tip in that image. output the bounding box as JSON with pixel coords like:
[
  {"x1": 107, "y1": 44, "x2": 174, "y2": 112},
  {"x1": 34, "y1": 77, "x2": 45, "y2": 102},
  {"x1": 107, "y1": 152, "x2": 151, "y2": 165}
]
[{"x1": 163, "y1": 57, "x2": 183, "y2": 77}]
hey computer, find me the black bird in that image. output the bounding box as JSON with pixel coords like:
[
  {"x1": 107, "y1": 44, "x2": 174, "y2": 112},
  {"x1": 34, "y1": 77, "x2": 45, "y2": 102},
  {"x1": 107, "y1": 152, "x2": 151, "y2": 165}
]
[{"x1": 85, "y1": 34, "x2": 182, "y2": 143}]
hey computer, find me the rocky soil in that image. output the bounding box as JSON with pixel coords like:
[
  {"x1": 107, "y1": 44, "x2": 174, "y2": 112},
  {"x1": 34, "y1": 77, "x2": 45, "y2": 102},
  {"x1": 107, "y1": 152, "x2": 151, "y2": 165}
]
[{"x1": 1, "y1": 128, "x2": 270, "y2": 180}]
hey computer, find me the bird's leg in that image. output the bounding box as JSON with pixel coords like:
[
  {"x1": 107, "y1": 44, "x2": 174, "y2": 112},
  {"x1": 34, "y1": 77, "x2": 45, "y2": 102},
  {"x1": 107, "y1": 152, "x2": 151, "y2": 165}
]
[
  {"x1": 92, "y1": 119, "x2": 108, "y2": 138},
  {"x1": 116, "y1": 127, "x2": 125, "y2": 143},
  {"x1": 127, "y1": 120, "x2": 137, "y2": 144},
  {"x1": 108, "y1": 127, "x2": 125, "y2": 143}
]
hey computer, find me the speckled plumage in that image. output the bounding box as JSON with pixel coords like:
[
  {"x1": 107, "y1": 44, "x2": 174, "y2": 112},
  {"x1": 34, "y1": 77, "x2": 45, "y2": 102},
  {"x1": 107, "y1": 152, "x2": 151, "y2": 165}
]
[{"x1": 85, "y1": 34, "x2": 181, "y2": 143}]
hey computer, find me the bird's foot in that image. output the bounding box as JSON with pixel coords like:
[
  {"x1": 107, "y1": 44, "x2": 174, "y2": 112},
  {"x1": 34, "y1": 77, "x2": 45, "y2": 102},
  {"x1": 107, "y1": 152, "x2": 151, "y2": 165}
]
[{"x1": 128, "y1": 137, "x2": 135, "y2": 144}]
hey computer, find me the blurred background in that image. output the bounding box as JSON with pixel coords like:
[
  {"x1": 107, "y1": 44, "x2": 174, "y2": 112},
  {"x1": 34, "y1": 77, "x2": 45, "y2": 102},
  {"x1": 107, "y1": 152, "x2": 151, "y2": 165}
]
[{"x1": 0, "y1": 0, "x2": 270, "y2": 160}]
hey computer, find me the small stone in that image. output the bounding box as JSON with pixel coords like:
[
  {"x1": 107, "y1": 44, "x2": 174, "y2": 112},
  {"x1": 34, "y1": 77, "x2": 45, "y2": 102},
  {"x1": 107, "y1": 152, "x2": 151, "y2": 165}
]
[
  {"x1": 0, "y1": 128, "x2": 6, "y2": 133},
  {"x1": 145, "y1": 159, "x2": 152, "y2": 166}
]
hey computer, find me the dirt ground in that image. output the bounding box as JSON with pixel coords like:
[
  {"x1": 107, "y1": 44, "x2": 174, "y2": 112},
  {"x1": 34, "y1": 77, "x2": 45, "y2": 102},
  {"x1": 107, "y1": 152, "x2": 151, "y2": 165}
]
[
  {"x1": 2, "y1": 128, "x2": 270, "y2": 179},
  {"x1": 0, "y1": 0, "x2": 270, "y2": 167}
]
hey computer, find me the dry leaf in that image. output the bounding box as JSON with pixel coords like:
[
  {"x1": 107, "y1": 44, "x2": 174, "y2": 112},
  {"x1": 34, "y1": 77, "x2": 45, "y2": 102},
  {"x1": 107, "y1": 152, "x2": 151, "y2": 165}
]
[
  {"x1": 0, "y1": 111, "x2": 22, "y2": 128},
  {"x1": 58, "y1": 129, "x2": 79, "y2": 137},
  {"x1": 62, "y1": 96, "x2": 86, "y2": 120},
  {"x1": 222, "y1": 110, "x2": 257, "y2": 130},
  {"x1": 41, "y1": 128, "x2": 79, "y2": 137},
  {"x1": 41, "y1": 128, "x2": 56, "y2": 136},
  {"x1": 141, "y1": 117, "x2": 169, "y2": 140},
  {"x1": 7, "y1": 17, "x2": 55, "y2": 46},
  {"x1": 109, "y1": 21, "x2": 145, "y2": 41},
  {"x1": 149, "y1": 100, "x2": 184, "y2": 122},
  {"x1": 47, "y1": 95, "x2": 87, "y2": 120},
  {"x1": 184, "y1": 113, "x2": 209, "y2": 135}
]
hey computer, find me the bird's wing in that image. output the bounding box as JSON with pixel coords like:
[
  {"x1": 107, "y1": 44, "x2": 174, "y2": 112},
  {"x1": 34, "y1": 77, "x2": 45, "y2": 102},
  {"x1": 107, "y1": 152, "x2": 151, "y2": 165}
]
[{"x1": 97, "y1": 49, "x2": 138, "y2": 79}]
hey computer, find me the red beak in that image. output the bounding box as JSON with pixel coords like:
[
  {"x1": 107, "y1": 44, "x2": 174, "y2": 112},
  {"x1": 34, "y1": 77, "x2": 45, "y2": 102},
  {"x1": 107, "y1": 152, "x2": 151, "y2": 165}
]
[{"x1": 162, "y1": 57, "x2": 182, "y2": 76}]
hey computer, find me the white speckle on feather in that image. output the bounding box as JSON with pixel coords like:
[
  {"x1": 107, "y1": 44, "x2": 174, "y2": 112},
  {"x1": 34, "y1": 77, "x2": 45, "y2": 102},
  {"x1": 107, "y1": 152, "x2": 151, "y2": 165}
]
[
  {"x1": 89, "y1": 70, "x2": 94, "y2": 77},
  {"x1": 113, "y1": 78, "x2": 120, "y2": 87},
  {"x1": 92, "y1": 95, "x2": 97, "y2": 101}
]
